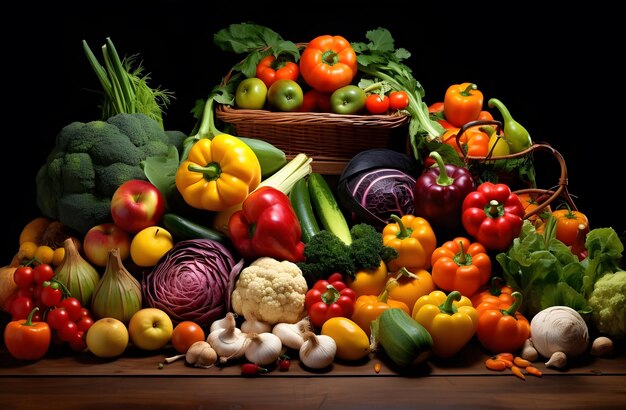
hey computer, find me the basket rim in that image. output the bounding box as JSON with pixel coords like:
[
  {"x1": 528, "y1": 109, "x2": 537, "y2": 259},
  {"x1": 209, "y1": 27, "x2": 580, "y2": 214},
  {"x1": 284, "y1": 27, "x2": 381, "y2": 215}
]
[{"x1": 215, "y1": 104, "x2": 411, "y2": 127}]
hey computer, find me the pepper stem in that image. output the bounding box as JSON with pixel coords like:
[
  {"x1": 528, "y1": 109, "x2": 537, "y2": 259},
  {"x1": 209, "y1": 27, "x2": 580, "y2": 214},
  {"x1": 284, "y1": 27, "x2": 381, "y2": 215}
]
[
  {"x1": 486, "y1": 200, "x2": 501, "y2": 218},
  {"x1": 321, "y1": 285, "x2": 341, "y2": 305},
  {"x1": 456, "y1": 241, "x2": 468, "y2": 265},
  {"x1": 440, "y1": 291, "x2": 461, "y2": 315},
  {"x1": 460, "y1": 83, "x2": 477, "y2": 96},
  {"x1": 187, "y1": 162, "x2": 221, "y2": 180},
  {"x1": 24, "y1": 307, "x2": 40, "y2": 326},
  {"x1": 429, "y1": 151, "x2": 454, "y2": 187},
  {"x1": 390, "y1": 214, "x2": 412, "y2": 240},
  {"x1": 502, "y1": 292, "x2": 523, "y2": 317}
]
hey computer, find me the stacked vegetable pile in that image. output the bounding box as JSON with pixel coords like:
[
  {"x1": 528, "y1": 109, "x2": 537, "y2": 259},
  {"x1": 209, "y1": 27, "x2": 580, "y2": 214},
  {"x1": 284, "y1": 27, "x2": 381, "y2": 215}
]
[{"x1": 1, "y1": 25, "x2": 624, "y2": 377}]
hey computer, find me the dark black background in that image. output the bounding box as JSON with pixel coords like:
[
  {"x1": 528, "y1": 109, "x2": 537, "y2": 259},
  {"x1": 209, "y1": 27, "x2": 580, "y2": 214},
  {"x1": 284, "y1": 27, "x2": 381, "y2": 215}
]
[{"x1": 4, "y1": 2, "x2": 624, "y2": 263}]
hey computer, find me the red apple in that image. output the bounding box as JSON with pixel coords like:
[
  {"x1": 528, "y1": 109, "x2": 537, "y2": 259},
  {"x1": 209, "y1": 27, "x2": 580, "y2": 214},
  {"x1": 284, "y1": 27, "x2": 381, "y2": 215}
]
[
  {"x1": 111, "y1": 180, "x2": 165, "y2": 234},
  {"x1": 83, "y1": 223, "x2": 132, "y2": 267}
]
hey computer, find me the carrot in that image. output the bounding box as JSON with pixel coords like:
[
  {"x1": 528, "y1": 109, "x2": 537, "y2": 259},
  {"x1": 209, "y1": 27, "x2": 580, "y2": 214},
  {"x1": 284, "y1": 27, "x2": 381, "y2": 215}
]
[
  {"x1": 514, "y1": 356, "x2": 532, "y2": 368},
  {"x1": 525, "y1": 365, "x2": 543, "y2": 377},
  {"x1": 485, "y1": 358, "x2": 507, "y2": 371},
  {"x1": 495, "y1": 352, "x2": 514, "y2": 362},
  {"x1": 511, "y1": 365, "x2": 526, "y2": 380},
  {"x1": 374, "y1": 362, "x2": 382, "y2": 374}
]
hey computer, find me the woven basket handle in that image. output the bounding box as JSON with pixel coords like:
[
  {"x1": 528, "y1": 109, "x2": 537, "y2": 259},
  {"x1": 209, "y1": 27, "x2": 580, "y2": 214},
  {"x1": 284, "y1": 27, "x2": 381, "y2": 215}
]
[{"x1": 456, "y1": 120, "x2": 577, "y2": 220}]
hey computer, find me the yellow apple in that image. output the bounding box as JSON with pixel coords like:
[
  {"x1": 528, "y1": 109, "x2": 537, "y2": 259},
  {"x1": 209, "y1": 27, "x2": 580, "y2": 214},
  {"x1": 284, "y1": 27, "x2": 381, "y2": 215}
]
[
  {"x1": 130, "y1": 226, "x2": 174, "y2": 267},
  {"x1": 86, "y1": 317, "x2": 129, "y2": 358},
  {"x1": 128, "y1": 307, "x2": 174, "y2": 351}
]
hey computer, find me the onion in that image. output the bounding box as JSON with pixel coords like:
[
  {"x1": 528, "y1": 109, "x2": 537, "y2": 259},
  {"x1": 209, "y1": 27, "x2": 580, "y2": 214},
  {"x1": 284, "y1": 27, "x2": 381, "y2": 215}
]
[{"x1": 142, "y1": 239, "x2": 244, "y2": 328}]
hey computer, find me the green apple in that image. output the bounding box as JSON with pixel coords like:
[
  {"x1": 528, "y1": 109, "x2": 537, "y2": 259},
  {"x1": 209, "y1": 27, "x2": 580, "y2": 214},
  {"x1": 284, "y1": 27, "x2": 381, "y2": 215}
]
[
  {"x1": 267, "y1": 79, "x2": 304, "y2": 112},
  {"x1": 235, "y1": 77, "x2": 267, "y2": 110},
  {"x1": 330, "y1": 85, "x2": 367, "y2": 114}
]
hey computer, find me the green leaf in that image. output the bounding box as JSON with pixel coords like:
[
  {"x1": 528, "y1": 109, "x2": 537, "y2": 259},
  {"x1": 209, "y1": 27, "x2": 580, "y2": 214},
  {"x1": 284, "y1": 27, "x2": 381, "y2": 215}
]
[
  {"x1": 141, "y1": 146, "x2": 180, "y2": 211},
  {"x1": 365, "y1": 27, "x2": 395, "y2": 52}
]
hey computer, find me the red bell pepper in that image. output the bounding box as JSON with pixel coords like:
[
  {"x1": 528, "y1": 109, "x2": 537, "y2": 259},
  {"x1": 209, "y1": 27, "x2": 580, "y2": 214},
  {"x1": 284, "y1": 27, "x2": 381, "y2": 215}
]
[
  {"x1": 461, "y1": 182, "x2": 525, "y2": 251},
  {"x1": 3, "y1": 307, "x2": 51, "y2": 361},
  {"x1": 228, "y1": 186, "x2": 305, "y2": 263},
  {"x1": 304, "y1": 273, "x2": 356, "y2": 328},
  {"x1": 414, "y1": 151, "x2": 476, "y2": 231},
  {"x1": 256, "y1": 55, "x2": 300, "y2": 88}
]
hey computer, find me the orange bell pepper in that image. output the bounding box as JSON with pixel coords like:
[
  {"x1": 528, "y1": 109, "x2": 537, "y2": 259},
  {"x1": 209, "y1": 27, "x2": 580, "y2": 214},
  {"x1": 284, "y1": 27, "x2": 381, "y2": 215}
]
[
  {"x1": 441, "y1": 126, "x2": 490, "y2": 157},
  {"x1": 382, "y1": 214, "x2": 437, "y2": 272},
  {"x1": 443, "y1": 83, "x2": 484, "y2": 128},
  {"x1": 470, "y1": 277, "x2": 515, "y2": 308},
  {"x1": 551, "y1": 204, "x2": 589, "y2": 247},
  {"x1": 430, "y1": 237, "x2": 492, "y2": 298},
  {"x1": 351, "y1": 282, "x2": 410, "y2": 337},
  {"x1": 386, "y1": 267, "x2": 435, "y2": 314},
  {"x1": 476, "y1": 291, "x2": 530, "y2": 354}
]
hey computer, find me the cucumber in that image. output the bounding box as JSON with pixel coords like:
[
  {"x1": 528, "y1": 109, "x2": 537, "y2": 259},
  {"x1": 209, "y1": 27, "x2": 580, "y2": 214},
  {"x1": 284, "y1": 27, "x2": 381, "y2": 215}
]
[
  {"x1": 289, "y1": 177, "x2": 321, "y2": 243},
  {"x1": 371, "y1": 308, "x2": 433, "y2": 368},
  {"x1": 239, "y1": 137, "x2": 287, "y2": 178},
  {"x1": 307, "y1": 172, "x2": 352, "y2": 245},
  {"x1": 162, "y1": 213, "x2": 228, "y2": 243}
]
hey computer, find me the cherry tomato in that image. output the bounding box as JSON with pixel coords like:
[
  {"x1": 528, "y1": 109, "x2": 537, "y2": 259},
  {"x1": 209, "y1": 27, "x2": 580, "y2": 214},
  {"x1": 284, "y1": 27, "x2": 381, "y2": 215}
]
[
  {"x1": 389, "y1": 91, "x2": 410, "y2": 110},
  {"x1": 40, "y1": 282, "x2": 63, "y2": 307},
  {"x1": 171, "y1": 321, "x2": 206, "y2": 354},
  {"x1": 552, "y1": 207, "x2": 589, "y2": 246},
  {"x1": 57, "y1": 320, "x2": 78, "y2": 342},
  {"x1": 47, "y1": 307, "x2": 70, "y2": 330},
  {"x1": 278, "y1": 356, "x2": 291, "y2": 371},
  {"x1": 365, "y1": 94, "x2": 390, "y2": 114},
  {"x1": 13, "y1": 266, "x2": 34, "y2": 289},
  {"x1": 10, "y1": 296, "x2": 34, "y2": 320},
  {"x1": 33, "y1": 263, "x2": 55, "y2": 285},
  {"x1": 78, "y1": 308, "x2": 92, "y2": 320},
  {"x1": 300, "y1": 89, "x2": 332, "y2": 112},
  {"x1": 59, "y1": 297, "x2": 82, "y2": 321},
  {"x1": 68, "y1": 330, "x2": 87, "y2": 352},
  {"x1": 15, "y1": 286, "x2": 35, "y2": 300},
  {"x1": 76, "y1": 316, "x2": 94, "y2": 333}
]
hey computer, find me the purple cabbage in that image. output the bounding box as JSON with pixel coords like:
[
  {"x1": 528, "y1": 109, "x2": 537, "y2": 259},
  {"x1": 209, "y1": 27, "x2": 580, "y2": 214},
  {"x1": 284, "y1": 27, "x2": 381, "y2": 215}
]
[
  {"x1": 142, "y1": 238, "x2": 244, "y2": 328},
  {"x1": 343, "y1": 168, "x2": 417, "y2": 229}
]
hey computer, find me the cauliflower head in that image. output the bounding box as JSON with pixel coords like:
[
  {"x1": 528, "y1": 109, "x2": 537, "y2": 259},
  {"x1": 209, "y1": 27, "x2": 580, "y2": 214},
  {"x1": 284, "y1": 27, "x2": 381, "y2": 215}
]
[
  {"x1": 230, "y1": 257, "x2": 308, "y2": 325},
  {"x1": 588, "y1": 270, "x2": 626, "y2": 339}
]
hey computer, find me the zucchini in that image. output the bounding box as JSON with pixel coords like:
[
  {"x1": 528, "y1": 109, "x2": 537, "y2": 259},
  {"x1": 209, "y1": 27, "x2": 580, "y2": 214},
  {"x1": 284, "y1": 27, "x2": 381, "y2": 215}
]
[
  {"x1": 289, "y1": 177, "x2": 321, "y2": 243},
  {"x1": 162, "y1": 213, "x2": 228, "y2": 243},
  {"x1": 239, "y1": 137, "x2": 287, "y2": 178},
  {"x1": 371, "y1": 308, "x2": 433, "y2": 368},
  {"x1": 307, "y1": 172, "x2": 352, "y2": 245}
]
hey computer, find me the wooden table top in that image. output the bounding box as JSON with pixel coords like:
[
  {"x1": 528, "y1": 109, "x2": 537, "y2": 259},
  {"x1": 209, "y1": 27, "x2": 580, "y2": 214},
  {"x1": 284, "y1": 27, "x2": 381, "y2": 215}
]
[{"x1": 1, "y1": 337, "x2": 625, "y2": 410}]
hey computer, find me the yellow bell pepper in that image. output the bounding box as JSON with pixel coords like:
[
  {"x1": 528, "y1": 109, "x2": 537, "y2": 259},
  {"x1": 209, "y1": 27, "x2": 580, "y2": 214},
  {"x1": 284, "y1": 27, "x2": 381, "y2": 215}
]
[
  {"x1": 412, "y1": 290, "x2": 478, "y2": 358},
  {"x1": 382, "y1": 214, "x2": 437, "y2": 272},
  {"x1": 175, "y1": 134, "x2": 261, "y2": 212}
]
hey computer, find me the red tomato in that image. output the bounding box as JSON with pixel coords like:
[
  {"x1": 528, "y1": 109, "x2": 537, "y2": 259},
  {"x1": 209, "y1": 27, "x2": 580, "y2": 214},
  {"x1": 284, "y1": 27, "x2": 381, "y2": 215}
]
[
  {"x1": 13, "y1": 266, "x2": 34, "y2": 289},
  {"x1": 300, "y1": 89, "x2": 332, "y2": 112},
  {"x1": 10, "y1": 296, "x2": 34, "y2": 320},
  {"x1": 365, "y1": 94, "x2": 390, "y2": 114},
  {"x1": 59, "y1": 297, "x2": 82, "y2": 321},
  {"x1": 47, "y1": 307, "x2": 70, "y2": 330},
  {"x1": 68, "y1": 330, "x2": 87, "y2": 352},
  {"x1": 33, "y1": 264, "x2": 55, "y2": 285},
  {"x1": 389, "y1": 91, "x2": 409, "y2": 110},
  {"x1": 171, "y1": 321, "x2": 206, "y2": 354},
  {"x1": 57, "y1": 320, "x2": 78, "y2": 342},
  {"x1": 40, "y1": 282, "x2": 63, "y2": 307},
  {"x1": 76, "y1": 316, "x2": 94, "y2": 333}
]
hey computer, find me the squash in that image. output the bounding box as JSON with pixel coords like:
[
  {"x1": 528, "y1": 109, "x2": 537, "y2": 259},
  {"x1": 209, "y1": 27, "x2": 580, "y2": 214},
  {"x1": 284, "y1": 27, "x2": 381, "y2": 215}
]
[
  {"x1": 321, "y1": 317, "x2": 371, "y2": 361},
  {"x1": 371, "y1": 308, "x2": 433, "y2": 367}
]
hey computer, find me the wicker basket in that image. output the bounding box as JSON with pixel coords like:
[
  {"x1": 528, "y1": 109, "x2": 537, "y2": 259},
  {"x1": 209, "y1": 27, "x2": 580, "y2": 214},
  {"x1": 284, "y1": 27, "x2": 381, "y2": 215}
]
[
  {"x1": 216, "y1": 104, "x2": 411, "y2": 175},
  {"x1": 453, "y1": 120, "x2": 578, "y2": 220}
]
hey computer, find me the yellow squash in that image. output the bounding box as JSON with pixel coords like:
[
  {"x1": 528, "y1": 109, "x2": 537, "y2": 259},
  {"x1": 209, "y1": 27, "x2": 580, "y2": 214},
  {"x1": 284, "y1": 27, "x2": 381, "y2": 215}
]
[{"x1": 321, "y1": 317, "x2": 371, "y2": 361}]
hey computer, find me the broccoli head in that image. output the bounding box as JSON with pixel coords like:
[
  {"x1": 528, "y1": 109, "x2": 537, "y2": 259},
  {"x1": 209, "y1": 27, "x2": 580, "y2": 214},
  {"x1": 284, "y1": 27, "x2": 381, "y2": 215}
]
[{"x1": 36, "y1": 113, "x2": 184, "y2": 235}]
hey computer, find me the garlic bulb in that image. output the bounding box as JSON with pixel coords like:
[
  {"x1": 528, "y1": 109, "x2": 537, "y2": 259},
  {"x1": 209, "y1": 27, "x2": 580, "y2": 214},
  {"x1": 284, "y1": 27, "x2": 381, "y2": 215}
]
[
  {"x1": 210, "y1": 312, "x2": 238, "y2": 334},
  {"x1": 207, "y1": 321, "x2": 247, "y2": 363},
  {"x1": 244, "y1": 332, "x2": 283, "y2": 366},
  {"x1": 241, "y1": 313, "x2": 272, "y2": 334},
  {"x1": 164, "y1": 341, "x2": 217, "y2": 368},
  {"x1": 91, "y1": 248, "x2": 142, "y2": 324},
  {"x1": 54, "y1": 237, "x2": 100, "y2": 307},
  {"x1": 530, "y1": 306, "x2": 589, "y2": 359},
  {"x1": 272, "y1": 317, "x2": 310, "y2": 350},
  {"x1": 545, "y1": 351, "x2": 568, "y2": 368},
  {"x1": 299, "y1": 330, "x2": 336, "y2": 370}
]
